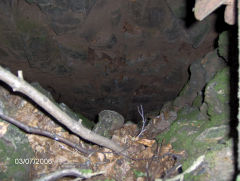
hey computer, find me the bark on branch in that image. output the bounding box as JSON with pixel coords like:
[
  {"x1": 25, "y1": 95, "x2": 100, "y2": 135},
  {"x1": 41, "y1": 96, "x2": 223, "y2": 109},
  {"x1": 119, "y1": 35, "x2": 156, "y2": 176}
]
[
  {"x1": 0, "y1": 66, "x2": 125, "y2": 155},
  {"x1": 0, "y1": 112, "x2": 92, "y2": 154},
  {"x1": 34, "y1": 168, "x2": 104, "y2": 181}
]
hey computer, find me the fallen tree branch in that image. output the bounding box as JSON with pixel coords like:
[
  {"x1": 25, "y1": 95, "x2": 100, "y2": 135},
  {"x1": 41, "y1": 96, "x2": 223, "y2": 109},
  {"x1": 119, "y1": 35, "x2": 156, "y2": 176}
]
[
  {"x1": 0, "y1": 66, "x2": 126, "y2": 155},
  {"x1": 34, "y1": 168, "x2": 104, "y2": 181},
  {"x1": 155, "y1": 155, "x2": 205, "y2": 181},
  {"x1": 0, "y1": 112, "x2": 93, "y2": 155}
]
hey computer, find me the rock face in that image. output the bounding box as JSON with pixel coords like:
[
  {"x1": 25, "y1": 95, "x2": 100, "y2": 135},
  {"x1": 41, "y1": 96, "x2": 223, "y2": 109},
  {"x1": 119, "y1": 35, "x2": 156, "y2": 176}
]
[
  {"x1": 148, "y1": 37, "x2": 236, "y2": 180},
  {"x1": 204, "y1": 67, "x2": 230, "y2": 118},
  {"x1": 174, "y1": 50, "x2": 226, "y2": 108},
  {"x1": 156, "y1": 65, "x2": 234, "y2": 181},
  {"x1": 0, "y1": 0, "x2": 218, "y2": 120}
]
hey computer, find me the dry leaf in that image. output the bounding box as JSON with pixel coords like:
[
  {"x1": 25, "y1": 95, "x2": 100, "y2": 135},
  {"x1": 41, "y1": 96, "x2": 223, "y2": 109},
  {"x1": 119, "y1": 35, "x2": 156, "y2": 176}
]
[
  {"x1": 0, "y1": 122, "x2": 8, "y2": 137},
  {"x1": 161, "y1": 144, "x2": 172, "y2": 154},
  {"x1": 136, "y1": 139, "x2": 155, "y2": 147},
  {"x1": 97, "y1": 152, "x2": 105, "y2": 162}
]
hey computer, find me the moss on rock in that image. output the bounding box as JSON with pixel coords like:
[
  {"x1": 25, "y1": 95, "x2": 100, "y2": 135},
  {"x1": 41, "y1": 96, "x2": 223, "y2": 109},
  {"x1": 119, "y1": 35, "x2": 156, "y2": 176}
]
[
  {"x1": 0, "y1": 120, "x2": 34, "y2": 180},
  {"x1": 156, "y1": 65, "x2": 232, "y2": 179},
  {"x1": 204, "y1": 67, "x2": 230, "y2": 119}
]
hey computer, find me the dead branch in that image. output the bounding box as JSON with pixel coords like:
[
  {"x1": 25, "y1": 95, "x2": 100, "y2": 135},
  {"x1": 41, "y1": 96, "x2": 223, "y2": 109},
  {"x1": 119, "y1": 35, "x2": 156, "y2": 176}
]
[
  {"x1": 0, "y1": 112, "x2": 93, "y2": 155},
  {"x1": 34, "y1": 168, "x2": 104, "y2": 181},
  {"x1": 0, "y1": 66, "x2": 126, "y2": 155},
  {"x1": 136, "y1": 104, "x2": 147, "y2": 138},
  {"x1": 155, "y1": 155, "x2": 205, "y2": 181}
]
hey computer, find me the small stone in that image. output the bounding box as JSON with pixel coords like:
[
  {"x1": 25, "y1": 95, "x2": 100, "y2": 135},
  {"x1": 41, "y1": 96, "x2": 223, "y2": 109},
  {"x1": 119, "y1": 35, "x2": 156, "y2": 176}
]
[{"x1": 93, "y1": 110, "x2": 124, "y2": 138}]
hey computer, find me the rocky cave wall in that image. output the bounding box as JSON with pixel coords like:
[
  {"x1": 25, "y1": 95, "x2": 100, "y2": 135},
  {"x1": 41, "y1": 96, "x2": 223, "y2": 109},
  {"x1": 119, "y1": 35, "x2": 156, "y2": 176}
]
[{"x1": 0, "y1": 0, "x2": 221, "y2": 120}]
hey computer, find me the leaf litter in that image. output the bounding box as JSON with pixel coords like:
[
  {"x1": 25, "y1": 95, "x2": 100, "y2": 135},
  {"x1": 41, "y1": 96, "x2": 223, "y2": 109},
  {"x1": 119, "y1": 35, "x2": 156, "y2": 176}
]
[{"x1": 2, "y1": 90, "x2": 185, "y2": 180}]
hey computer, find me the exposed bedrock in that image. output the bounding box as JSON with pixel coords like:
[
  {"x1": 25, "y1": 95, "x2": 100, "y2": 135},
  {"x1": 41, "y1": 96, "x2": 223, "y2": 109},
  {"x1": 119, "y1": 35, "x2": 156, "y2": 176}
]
[{"x1": 0, "y1": 0, "x2": 220, "y2": 120}]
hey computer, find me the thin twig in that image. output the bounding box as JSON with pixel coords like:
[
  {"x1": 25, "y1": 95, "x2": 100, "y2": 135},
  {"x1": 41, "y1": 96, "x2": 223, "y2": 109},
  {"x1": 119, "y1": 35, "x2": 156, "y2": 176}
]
[
  {"x1": 0, "y1": 112, "x2": 93, "y2": 155},
  {"x1": 136, "y1": 105, "x2": 147, "y2": 137}
]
